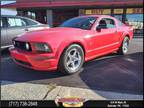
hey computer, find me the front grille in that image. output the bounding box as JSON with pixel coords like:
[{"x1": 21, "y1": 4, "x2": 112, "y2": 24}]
[
  {"x1": 15, "y1": 59, "x2": 32, "y2": 67},
  {"x1": 14, "y1": 41, "x2": 32, "y2": 51}
]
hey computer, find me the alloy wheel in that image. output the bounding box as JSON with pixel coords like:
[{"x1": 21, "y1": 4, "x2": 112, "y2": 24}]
[
  {"x1": 66, "y1": 48, "x2": 82, "y2": 72},
  {"x1": 122, "y1": 39, "x2": 129, "y2": 53}
]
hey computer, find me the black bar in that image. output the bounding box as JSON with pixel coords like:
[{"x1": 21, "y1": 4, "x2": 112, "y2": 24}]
[
  {"x1": 83, "y1": 100, "x2": 143, "y2": 108},
  {"x1": 0, "y1": 100, "x2": 143, "y2": 108},
  {"x1": 1, "y1": 100, "x2": 57, "y2": 107}
]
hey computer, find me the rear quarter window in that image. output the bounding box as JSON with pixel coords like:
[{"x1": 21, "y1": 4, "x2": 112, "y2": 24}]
[
  {"x1": 118, "y1": 21, "x2": 123, "y2": 26},
  {"x1": 25, "y1": 18, "x2": 39, "y2": 26},
  {"x1": 99, "y1": 18, "x2": 116, "y2": 29}
]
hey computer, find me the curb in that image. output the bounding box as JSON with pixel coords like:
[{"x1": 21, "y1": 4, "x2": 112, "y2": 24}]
[{"x1": 1, "y1": 81, "x2": 105, "y2": 100}]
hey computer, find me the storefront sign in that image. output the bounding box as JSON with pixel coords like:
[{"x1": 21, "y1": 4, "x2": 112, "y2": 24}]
[
  {"x1": 102, "y1": 9, "x2": 111, "y2": 14},
  {"x1": 85, "y1": 9, "x2": 111, "y2": 15},
  {"x1": 85, "y1": 10, "x2": 92, "y2": 15},
  {"x1": 114, "y1": 9, "x2": 123, "y2": 14},
  {"x1": 92, "y1": 9, "x2": 103, "y2": 14},
  {"x1": 126, "y1": 8, "x2": 133, "y2": 14},
  {"x1": 126, "y1": 8, "x2": 143, "y2": 14}
]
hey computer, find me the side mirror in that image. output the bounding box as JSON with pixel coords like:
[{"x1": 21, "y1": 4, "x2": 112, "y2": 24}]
[{"x1": 96, "y1": 26, "x2": 101, "y2": 32}]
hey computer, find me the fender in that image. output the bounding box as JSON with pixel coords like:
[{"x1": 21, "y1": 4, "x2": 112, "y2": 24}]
[
  {"x1": 119, "y1": 30, "x2": 130, "y2": 45},
  {"x1": 55, "y1": 38, "x2": 87, "y2": 62}
]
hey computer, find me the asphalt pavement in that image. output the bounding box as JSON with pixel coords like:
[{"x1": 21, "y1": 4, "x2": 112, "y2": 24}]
[{"x1": 1, "y1": 38, "x2": 143, "y2": 99}]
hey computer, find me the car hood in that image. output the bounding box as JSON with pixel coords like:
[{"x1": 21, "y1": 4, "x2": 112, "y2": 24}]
[{"x1": 15, "y1": 27, "x2": 87, "y2": 43}]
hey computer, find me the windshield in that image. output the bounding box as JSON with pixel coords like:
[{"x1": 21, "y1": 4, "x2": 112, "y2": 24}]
[{"x1": 59, "y1": 17, "x2": 97, "y2": 30}]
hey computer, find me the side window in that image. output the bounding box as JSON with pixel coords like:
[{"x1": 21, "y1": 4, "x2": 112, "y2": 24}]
[
  {"x1": 26, "y1": 19, "x2": 39, "y2": 26},
  {"x1": 99, "y1": 18, "x2": 115, "y2": 29},
  {"x1": 105, "y1": 18, "x2": 115, "y2": 28},
  {"x1": 7, "y1": 18, "x2": 16, "y2": 27},
  {"x1": 7, "y1": 17, "x2": 27, "y2": 27},
  {"x1": 99, "y1": 19, "x2": 107, "y2": 29},
  {"x1": 80, "y1": 17, "x2": 96, "y2": 30},
  {"x1": 15, "y1": 18, "x2": 27, "y2": 26}
]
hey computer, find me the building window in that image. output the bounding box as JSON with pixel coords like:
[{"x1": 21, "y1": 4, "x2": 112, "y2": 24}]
[
  {"x1": 27, "y1": 11, "x2": 36, "y2": 20},
  {"x1": 114, "y1": 15, "x2": 123, "y2": 21},
  {"x1": 113, "y1": 8, "x2": 124, "y2": 21},
  {"x1": 18, "y1": 10, "x2": 47, "y2": 24},
  {"x1": 18, "y1": 11, "x2": 36, "y2": 20}
]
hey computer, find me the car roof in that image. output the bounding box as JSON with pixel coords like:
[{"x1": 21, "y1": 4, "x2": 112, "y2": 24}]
[
  {"x1": 1, "y1": 15, "x2": 42, "y2": 24},
  {"x1": 2, "y1": 15, "x2": 30, "y2": 19}
]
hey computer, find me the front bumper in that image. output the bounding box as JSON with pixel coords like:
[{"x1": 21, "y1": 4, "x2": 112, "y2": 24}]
[{"x1": 9, "y1": 47, "x2": 58, "y2": 71}]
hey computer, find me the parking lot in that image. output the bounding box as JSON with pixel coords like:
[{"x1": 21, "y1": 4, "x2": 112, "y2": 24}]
[{"x1": 1, "y1": 38, "x2": 143, "y2": 99}]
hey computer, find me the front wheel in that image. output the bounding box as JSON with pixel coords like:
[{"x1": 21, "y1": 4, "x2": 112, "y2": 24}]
[
  {"x1": 58, "y1": 44, "x2": 84, "y2": 75},
  {"x1": 117, "y1": 37, "x2": 130, "y2": 55}
]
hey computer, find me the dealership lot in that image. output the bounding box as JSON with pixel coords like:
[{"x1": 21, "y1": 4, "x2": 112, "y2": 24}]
[{"x1": 1, "y1": 38, "x2": 143, "y2": 100}]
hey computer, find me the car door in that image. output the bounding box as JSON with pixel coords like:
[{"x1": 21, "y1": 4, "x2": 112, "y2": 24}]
[
  {"x1": 6, "y1": 16, "x2": 27, "y2": 46},
  {"x1": 91, "y1": 18, "x2": 118, "y2": 55},
  {"x1": 1, "y1": 17, "x2": 8, "y2": 48}
]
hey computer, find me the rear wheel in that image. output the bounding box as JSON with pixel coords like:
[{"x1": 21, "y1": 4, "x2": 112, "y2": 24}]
[
  {"x1": 58, "y1": 44, "x2": 84, "y2": 75},
  {"x1": 118, "y1": 37, "x2": 129, "y2": 55}
]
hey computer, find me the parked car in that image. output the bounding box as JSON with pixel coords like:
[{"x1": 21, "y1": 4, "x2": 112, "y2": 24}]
[
  {"x1": 1, "y1": 15, "x2": 49, "y2": 49},
  {"x1": 9, "y1": 15, "x2": 133, "y2": 74}
]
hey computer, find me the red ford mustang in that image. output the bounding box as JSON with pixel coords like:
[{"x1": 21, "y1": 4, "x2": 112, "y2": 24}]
[{"x1": 9, "y1": 15, "x2": 133, "y2": 74}]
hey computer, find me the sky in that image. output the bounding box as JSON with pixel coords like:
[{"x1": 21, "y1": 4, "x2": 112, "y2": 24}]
[
  {"x1": 1, "y1": 0, "x2": 17, "y2": 15},
  {"x1": 1, "y1": 0, "x2": 16, "y2": 5}
]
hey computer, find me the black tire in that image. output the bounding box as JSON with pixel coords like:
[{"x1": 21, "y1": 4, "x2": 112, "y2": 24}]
[
  {"x1": 58, "y1": 44, "x2": 84, "y2": 75},
  {"x1": 117, "y1": 37, "x2": 130, "y2": 55}
]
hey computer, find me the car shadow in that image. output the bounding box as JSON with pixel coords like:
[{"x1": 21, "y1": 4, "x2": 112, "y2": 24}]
[
  {"x1": 1, "y1": 50, "x2": 143, "y2": 96},
  {"x1": 1, "y1": 58, "x2": 64, "y2": 84},
  {"x1": 79, "y1": 52, "x2": 143, "y2": 95},
  {"x1": 1, "y1": 48, "x2": 10, "y2": 58}
]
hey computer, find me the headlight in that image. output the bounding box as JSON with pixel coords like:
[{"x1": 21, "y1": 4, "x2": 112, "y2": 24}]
[
  {"x1": 13, "y1": 40, "x2": 32, "y2": 51},
  {"x1": 25, "y1": 42, "x2": 30, "y2": 50},
  {"x1": 13, "y1": 40, "x2": 15, "y2": 45},
  {"x1": 35, "y1": 43, "x2": 52, "y2": 52}
]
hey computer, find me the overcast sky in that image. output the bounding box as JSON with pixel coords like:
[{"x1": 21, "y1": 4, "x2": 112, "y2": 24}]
[
  {"x1": 1, "y1": 0, "x2": 16, "y2": 5},
  {"x1": 1, "y1": 0, "x2": 17, "y2": 15}
]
